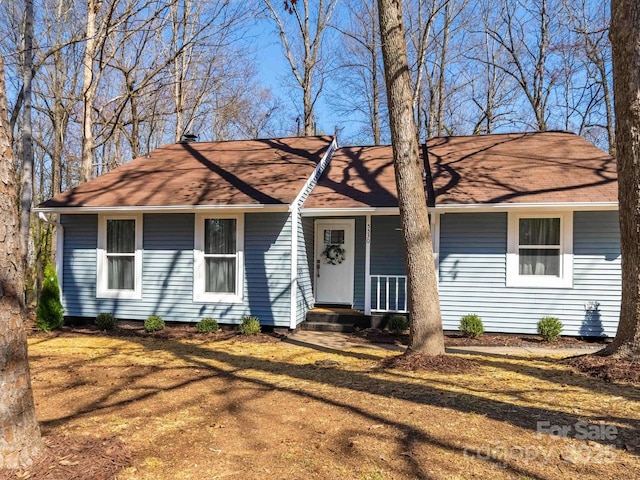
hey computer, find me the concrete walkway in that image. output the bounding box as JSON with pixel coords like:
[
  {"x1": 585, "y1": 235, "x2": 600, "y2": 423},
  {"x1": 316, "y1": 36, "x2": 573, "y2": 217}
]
[{"x1": 286, "y1": 330, "x2": 605, "y2": 357}]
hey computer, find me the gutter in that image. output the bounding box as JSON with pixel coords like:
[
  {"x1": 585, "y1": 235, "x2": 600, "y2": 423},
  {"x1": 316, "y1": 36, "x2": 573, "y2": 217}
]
[{"x1": 33, "y1": 204, "x2": 291, "y2": 214}]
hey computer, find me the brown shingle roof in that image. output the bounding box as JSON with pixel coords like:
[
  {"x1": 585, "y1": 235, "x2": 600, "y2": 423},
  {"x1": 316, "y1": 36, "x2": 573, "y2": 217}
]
[
  {"x1": 39, "y1": 136, "x2": 334, "y2": 209},
  {"x1": 304, "y1": 132, "x2": 617, "y2": 209}
]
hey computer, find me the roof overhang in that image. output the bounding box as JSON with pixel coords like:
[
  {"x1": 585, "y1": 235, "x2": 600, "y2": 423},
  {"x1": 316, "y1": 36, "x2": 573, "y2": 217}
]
[
  {"x1": 301, "y1": 202, "x2": 618, "y2": 217},
  {"x1": 34, "y1": 204, "x2": 291, "y2": 215}
]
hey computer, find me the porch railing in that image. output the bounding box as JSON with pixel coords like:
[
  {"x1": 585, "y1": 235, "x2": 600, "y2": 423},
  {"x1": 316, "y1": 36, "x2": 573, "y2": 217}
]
[{"x1": 370, "y1": 275, "x2": 408, "y2": 313}]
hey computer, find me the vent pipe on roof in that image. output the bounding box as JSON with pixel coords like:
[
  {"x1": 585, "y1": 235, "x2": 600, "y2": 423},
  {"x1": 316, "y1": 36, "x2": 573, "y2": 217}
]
[{"x1": 180, "y1": 133, "x2": 198, "y2": 143}]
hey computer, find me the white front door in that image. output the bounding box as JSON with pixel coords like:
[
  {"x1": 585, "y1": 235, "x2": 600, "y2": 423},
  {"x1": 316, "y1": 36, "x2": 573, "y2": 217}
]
[{"x1": 314, "y1": 219, "x2": 355, "y2": 305}]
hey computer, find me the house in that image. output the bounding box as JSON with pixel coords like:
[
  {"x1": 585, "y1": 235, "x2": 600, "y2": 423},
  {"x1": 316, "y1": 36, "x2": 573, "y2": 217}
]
[{"x1": 36, "y1": 131, "x2": 620, "y2": 336}]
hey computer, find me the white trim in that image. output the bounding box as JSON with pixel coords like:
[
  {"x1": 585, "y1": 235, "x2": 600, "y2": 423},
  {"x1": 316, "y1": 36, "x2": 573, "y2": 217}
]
[
  {"x1": 506, "y1": 211, "x2": 573, "y2": 288},
  {"x1": 314, "y1": 219, "x2": 355, "y2": 305},
  {"x1": 302, "y1": 207, "x2": 398, "y2": 217},
  {"x1": 97, "y1": 214, "x2": 143, "y2": 300},
  {"x1": 290, "y1": 137, "x2": 338, "y2": 211},
  {"x1": 288, "y1": 137, "x2": 337, "y2": 328},
  {"x1": 364, "y1": 214, "x2": 372, "y2": 315},
  {"x1": 435, "y1": 202, "x2": 617, "y2": 213},
  {"x1": 34, "y1": 204, "x2": 290, "y2": 214},
  {"x1": 289, "y1": 208, "x2": 299, "y2": 329},
  {"x1": 37, "y1": 201, "x2": 617, "y2": 216},
  {"x1": 193, "y1": 213, "x2": 245, "y2": 303},
  {"x1": 432, "y1": 211, "x2": 440, "y2": 284},
  {"x1": 301, "y1": 202, "x2": 617, "y2": 217}
]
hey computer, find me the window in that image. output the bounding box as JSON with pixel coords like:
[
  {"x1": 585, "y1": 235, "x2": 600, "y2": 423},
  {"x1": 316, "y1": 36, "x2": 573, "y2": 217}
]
[
  {"x1": 194, "y1": 214, "x2": 244, "y2": 302},
  {"x1": 97, "y1": 214, "x2": 143, "y2": 299},
  {"x1": 323, "y1": 229, "x2": 345, "y2": 245},
  {"x1": 507, "y1": 213, "x2": 573, "y2": 288}
]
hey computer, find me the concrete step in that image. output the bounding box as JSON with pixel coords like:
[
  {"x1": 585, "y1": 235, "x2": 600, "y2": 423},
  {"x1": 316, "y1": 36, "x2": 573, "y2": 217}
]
[{"x1": 299, "y1": 321, "x2": 355, "y2": 333}]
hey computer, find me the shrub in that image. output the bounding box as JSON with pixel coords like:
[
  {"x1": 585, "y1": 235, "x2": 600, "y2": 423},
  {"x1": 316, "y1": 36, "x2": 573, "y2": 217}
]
[
  {"x1": 144, "y1": 315, "x2": 165, "y2": 333},
  {"x1": 239, "y1": 315, "x2": 261, "y2": 335},
  {"x1": 36, "y1": 263, "x2": 64, "y2": 332},
  {"x1": 459, "y1": 314, "x2": 484, "y2": 338},
  {"x1": 95, "y1": 312, "x2": 117, "y2": 330},
  {"x1": 196, "y1": 317, "x2": 219, "y2": 333},
  {"x1": 387, "y1": 315, "x2": 409, "y2": 334},
  {"x1": 537, "y1": 316, "x2": 563, "y2": 342}
]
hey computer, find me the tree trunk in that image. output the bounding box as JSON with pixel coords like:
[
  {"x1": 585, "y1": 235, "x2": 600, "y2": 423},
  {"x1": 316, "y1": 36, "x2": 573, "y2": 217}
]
[
  {"x1": 378, "y1": 0, "x2": 445, "y2": 355},
  {"x1": 0, "y1": 50, "x2": 43, "y2": 470},
  {"x1": 601, "y1": 0, "x2": 640, "y2": 359},
  {"x1": 20, "y1": 0, "x2": 34, "y2": 268},
  {"x1": 81, "y1": 0, "x2": 98, "y2": 182}
]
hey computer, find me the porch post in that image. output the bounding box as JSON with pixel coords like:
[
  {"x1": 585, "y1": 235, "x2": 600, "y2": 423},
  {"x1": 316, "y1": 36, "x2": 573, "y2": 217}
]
[
  {"x1": 364, "y1": 214, "x2": 372, "y2": 314},
  {"x1": 289, "y1": 208, "x2": 299, "y2": 329}
]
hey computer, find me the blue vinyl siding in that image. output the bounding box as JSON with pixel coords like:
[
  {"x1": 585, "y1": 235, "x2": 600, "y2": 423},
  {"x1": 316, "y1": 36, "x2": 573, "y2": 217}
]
[
  {"x1": 244, "y1": 212, "x2": 292, "y2": 324},
  {"x1": 60, "y1": 212, "x2": 293, "y2": 326},
  {"x1": 438, "y1": 211, "x2": 621, "y2": 336},
  {"x1": 368, "y1": 216, "x2": 406, "y2": 310},
  {"x1": 61, "y1": 215, "x2": 98, "y2": 317},
  {"x1": 370, "y1": 216, "x2": 405, "y2": 276}
]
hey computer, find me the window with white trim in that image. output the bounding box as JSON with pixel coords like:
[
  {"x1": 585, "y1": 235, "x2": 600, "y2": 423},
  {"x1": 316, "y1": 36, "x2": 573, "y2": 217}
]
[
  {"x1": 97, "y1": 214, "x2": 143, "y2": 299},
  {"x1": 194, "y1": 214, "x2": 244, "y2": 302},
  {"x1": 507, "y1": 212, "x2": 573, "y2": 288}
]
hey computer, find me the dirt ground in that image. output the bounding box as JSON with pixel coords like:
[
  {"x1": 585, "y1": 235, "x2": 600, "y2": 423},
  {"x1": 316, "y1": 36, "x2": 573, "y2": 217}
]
[{"x1": 3, "y1": 326, "x2": 640, "y2": 479}]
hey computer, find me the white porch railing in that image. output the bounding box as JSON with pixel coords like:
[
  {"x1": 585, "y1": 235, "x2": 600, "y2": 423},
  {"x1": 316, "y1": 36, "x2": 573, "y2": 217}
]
[{"x1": 370, "y1": 275, "x2": 408, "y2": 313}]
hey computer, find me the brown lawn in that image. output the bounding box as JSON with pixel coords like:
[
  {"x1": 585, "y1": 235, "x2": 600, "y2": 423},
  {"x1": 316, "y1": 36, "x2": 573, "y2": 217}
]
[{"x1": 8, "y1": 331, "x2": 640, "y2": 479}]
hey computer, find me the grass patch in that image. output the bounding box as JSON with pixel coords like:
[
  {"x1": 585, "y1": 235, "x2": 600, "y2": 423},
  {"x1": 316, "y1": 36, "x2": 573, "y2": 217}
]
[{"x1": 24, "y1": 333, "x2": 640, "y2": 479}]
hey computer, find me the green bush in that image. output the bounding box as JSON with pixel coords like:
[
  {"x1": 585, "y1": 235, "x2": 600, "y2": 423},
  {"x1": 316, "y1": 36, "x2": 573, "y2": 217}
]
[
  {"x1": 196, "y1": 317, "x2": 219, "y2": 333},
  {"x1": 144, "y1": 315, "x2": 165, "y2": 333},
  {"x1": 460, "y1": 314, "x2": 484, "y2": 338},
  {"x1": 95, "y1": 312, "x2": 117, "y2": 330},
  {"x1": 387, "y1": 315, "x2": 409, "y2": 334},
  {"x1": 36, "y1": 263, "x2": 64, "y2": 332},
  {"x1": 238, "y1": 315, "x2": 261, "y2": 335},
  {"x1": 537, "y1": 316, "x2": 563, "y2": 342}
]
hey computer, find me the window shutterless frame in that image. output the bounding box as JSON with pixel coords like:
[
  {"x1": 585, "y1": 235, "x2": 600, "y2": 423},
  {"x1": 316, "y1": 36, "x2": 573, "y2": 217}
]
[
  {"x1": 96, "y1": 214, "x2": 143, "y2": 299},
  {"x1": 193, "y1": 213, "x2": 244, "y2": 303},
  {"x1": 506, "y1": 212, "x2": 573, "y2": 288}
]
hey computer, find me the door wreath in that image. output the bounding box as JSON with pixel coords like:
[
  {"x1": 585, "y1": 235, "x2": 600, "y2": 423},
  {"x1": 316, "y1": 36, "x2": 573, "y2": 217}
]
[{"x1": 322, "y1": 244, "x2": 346, "y2": 265}]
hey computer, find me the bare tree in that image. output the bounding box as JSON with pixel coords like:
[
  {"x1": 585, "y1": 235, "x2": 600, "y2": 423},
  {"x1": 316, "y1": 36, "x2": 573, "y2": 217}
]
[
  {"x1": 601, "y1": 0, "x2": 640, "y2": 359},
  {"x1": 265, "y1": 0, "x2": 338, "y2": 136},
  {"x1": 20, "y1": 0, "x2": 34, "y2": 265},
  {"x1": 330, "y1": 0, "x2": 387, "y2": 144},
  {"x1": 378, "y1": 0, "x2": 445, "y2": 355},
  {"x1": 0, "y1": 49, "x2": 43, "y2": 470},
  {"x1": 484, "y1": 0, "x2": 563, "y2": 131},
  {"x1": 564, "y1": 0, "x2": 614, "y2": 153}
]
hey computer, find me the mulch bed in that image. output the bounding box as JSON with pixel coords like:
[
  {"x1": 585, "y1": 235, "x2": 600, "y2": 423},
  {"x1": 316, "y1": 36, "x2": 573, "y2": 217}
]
[
  {"x1": 563, "y1": 355, "x2": 640, "y2": 385},
  {"x1": 352, "y1": 328, "x2": 609, "y2": 348},
  {"x1": 29, "y1": 323, "x2": 283, "y2": 343},
  {"x1": 0, "y1": 435, "x2": 130, "y2": 480},
  {"x1": 379, "y1": 352, "x2": 478, "y2": 373}
]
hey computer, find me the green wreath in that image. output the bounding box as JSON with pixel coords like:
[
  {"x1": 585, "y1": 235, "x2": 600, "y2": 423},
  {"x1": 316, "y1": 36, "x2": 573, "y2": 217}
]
[{"x1": 322, "y1": 244, "x2": 346, "y2": 265}]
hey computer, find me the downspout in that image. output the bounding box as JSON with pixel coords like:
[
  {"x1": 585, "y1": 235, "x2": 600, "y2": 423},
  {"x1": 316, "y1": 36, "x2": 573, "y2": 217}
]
[{"x1": 38, "y1": 212, "x2": 64, "y2": 293}]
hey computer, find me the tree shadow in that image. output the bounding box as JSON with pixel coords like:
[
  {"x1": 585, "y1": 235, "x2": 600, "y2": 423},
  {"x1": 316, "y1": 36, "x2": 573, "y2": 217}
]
[{"x1": 31, "y1": 334, "x2": 640, "y2": 480}]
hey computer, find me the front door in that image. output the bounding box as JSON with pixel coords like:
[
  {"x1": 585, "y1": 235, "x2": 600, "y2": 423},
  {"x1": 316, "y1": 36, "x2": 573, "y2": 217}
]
[{"x1": 314, "y1": 219, "x2": 355, "y2": 305}]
